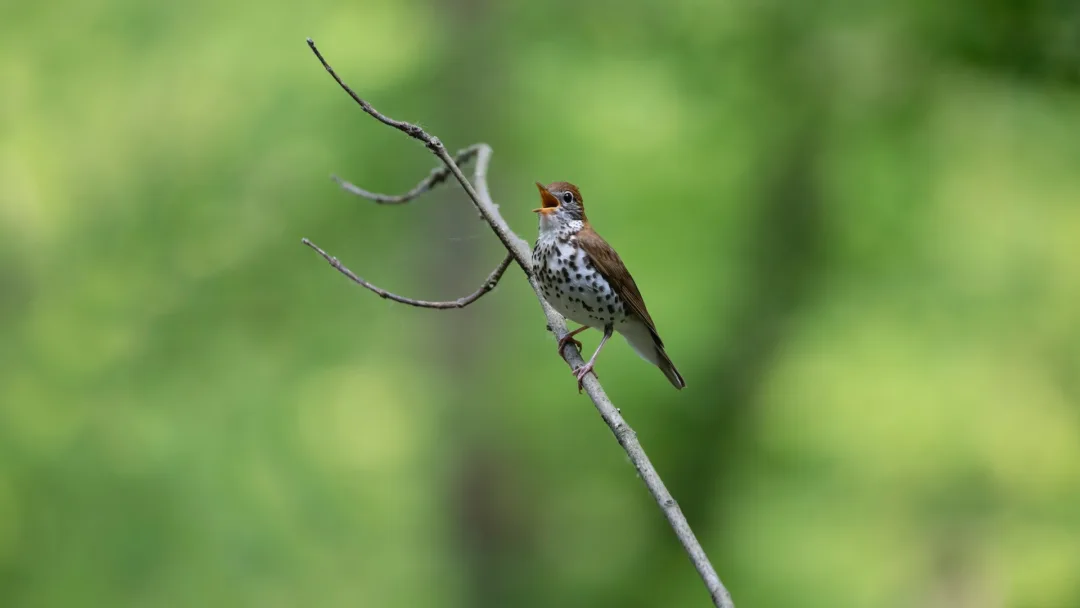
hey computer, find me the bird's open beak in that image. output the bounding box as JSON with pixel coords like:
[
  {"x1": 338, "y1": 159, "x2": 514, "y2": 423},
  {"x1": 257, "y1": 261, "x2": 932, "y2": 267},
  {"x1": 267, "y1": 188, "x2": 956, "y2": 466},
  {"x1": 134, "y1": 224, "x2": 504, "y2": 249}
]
[{"x1": 533, "y1": 182, "x2": 559, "y2": 214}]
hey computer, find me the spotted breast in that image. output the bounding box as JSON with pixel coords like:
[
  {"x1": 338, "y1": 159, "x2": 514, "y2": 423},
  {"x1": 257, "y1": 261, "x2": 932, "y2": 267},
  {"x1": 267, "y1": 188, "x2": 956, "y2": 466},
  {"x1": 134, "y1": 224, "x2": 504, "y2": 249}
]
[{"x1": 532, "y1": 231, "x2": 627, "y2": 328}]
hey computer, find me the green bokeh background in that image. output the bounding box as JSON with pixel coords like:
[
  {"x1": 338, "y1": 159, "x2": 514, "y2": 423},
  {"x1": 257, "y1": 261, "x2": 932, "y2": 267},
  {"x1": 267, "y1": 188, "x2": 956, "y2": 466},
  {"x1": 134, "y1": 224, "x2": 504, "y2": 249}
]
[{"x1": 3, "y1": 0, "x2": 1079, "y2": 606}]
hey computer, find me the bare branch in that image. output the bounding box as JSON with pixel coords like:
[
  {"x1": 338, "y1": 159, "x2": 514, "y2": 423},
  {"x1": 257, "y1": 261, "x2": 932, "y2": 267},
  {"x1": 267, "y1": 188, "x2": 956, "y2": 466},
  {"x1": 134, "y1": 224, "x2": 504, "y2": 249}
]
[
  {"x1": 307, "y1": 37, "x2": 528, "y2": 262},
  {"x1": 334, "y1": 144, "x2": 483, "y2": 204},
  {"x1": 304, "y1": 38, "x2": 735, "y2": 608},
  {"x1": 307, "y1": 37, "x2": 439, "y2": 149},
  {"x1": 302, "y1": 238, "x2": 512, "y2": 309}
]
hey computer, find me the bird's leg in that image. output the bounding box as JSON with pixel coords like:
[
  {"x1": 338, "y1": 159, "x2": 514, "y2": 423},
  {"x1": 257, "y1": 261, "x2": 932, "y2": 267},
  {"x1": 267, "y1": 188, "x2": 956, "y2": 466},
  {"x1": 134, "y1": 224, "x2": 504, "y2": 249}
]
[
  {"x1": 558, "y1": 325, "x2": 591, "y2": 355},
  {"x1": 573, "y1": 324, "x2": 613, "y2": 392}
]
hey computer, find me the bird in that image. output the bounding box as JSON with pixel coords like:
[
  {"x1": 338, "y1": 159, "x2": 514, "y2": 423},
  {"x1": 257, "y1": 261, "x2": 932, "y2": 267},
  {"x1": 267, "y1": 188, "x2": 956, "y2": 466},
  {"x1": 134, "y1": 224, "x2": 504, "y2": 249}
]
[{"x1": 531, "y1": 181, "x2": 685, "y2": 391}]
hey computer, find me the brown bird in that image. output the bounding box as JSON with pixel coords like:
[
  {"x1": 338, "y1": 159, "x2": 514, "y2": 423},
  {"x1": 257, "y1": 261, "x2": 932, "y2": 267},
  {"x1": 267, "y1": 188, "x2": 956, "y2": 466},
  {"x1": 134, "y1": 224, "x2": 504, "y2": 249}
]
[{"x1": 531, "y1": 181, "x2": 685, "y2": 391}]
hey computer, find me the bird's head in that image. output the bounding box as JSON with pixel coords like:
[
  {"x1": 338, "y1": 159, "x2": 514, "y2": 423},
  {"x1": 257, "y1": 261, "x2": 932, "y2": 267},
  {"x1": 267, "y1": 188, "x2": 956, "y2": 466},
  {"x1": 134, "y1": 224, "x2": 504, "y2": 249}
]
[{"x1": 534, "y1": 181, "x2": 586, "y2": 233}]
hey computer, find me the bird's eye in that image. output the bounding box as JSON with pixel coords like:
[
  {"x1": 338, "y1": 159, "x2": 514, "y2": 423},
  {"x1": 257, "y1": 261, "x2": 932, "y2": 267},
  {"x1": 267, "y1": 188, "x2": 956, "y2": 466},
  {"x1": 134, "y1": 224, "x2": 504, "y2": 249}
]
[{"x1": 561, "y1": 192, "x2": 574, "y2": 204}]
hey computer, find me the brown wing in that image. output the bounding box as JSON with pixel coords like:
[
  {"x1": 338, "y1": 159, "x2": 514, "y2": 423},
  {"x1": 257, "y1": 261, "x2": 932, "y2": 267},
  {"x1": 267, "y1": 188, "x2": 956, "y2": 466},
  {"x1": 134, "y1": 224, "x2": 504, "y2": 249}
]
[{"x1": 576, "y1": 225, "x2": 665, "y2": 346}]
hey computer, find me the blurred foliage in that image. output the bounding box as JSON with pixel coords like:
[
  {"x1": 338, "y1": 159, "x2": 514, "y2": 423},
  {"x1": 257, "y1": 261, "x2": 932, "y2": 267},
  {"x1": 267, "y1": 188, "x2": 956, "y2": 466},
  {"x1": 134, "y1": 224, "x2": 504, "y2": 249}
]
[{"x1": 2, "y1": 0, "x2": 1080, "y2": 606}]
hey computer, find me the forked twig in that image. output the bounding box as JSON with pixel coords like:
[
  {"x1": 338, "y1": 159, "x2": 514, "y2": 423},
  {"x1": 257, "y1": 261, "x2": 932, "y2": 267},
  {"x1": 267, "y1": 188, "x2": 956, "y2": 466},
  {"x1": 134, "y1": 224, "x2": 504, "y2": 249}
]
[
  {"x1": 334, "y1": 144, "x2": 484, "y2": 204},
  {"x1": 307, "y1": 38, "x2": 528, "y2": 260},
  {"x1": 303, "y1": 238, "x2": 512, "y2": 309},
  {"x1": 303, "y1": 37, "x2": 735, "y2": 608}
]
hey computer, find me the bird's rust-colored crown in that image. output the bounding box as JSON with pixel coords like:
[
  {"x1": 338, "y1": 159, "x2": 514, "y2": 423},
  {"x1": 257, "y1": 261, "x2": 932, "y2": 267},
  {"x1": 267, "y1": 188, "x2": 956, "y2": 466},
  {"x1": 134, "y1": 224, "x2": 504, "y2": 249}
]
[{"x1": 544, "y1": 181, "x2": 583, "y2": 204}]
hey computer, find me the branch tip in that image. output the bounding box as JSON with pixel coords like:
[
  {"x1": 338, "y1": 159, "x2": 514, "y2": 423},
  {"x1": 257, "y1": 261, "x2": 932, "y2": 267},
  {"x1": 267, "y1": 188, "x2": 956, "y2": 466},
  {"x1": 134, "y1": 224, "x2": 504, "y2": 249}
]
[
  {"x1": 304, "y1": 235, "x2": 512, "y2": 310},
  {"x1": 332, "y1": 145, "x2": 485, "y2": 205}
]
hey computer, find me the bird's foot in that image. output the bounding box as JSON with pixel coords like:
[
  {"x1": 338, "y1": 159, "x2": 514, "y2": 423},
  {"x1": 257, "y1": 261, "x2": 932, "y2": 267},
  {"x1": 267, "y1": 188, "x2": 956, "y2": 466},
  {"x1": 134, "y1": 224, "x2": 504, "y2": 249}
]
[
  {"x1": 558, "y1": 334, "x2": 583, "y2": 355},
  {"x1": 573, "y1": 362, "x2": 598, "y2": 393}
]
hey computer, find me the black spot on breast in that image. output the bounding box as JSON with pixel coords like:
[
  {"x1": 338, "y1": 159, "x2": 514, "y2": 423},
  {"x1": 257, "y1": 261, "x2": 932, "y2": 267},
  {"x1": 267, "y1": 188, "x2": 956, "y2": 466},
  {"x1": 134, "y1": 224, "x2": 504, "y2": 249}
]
[{"x1": 607, "y1": 305, "x2": 615, "y2": 313}]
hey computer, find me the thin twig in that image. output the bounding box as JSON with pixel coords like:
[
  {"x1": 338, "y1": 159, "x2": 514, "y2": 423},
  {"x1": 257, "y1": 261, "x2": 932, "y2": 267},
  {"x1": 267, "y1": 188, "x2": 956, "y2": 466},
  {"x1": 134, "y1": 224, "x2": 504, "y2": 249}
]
[
  {"x1": 305, "y1": 38, "x2": 735, "y2": 608},
  {"x1": 307, "y1": 38, "x2": 528, "y2": 262},
  {"x1": 307, "y1": 38, "x2": 438, "y2": 148},
  {"x1": 334, "y1": 144, "x2": 483, "y2": 204},
  {"x1": 302, "y1": 238, "x2": 512, "y2": 309}
]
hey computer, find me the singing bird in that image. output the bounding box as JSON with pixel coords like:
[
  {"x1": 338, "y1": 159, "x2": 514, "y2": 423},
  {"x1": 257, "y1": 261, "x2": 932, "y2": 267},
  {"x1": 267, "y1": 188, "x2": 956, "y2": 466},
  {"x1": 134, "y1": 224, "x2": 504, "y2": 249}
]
[{"x1": 532, "y1": 181, "x2": 685, "y2": 391}]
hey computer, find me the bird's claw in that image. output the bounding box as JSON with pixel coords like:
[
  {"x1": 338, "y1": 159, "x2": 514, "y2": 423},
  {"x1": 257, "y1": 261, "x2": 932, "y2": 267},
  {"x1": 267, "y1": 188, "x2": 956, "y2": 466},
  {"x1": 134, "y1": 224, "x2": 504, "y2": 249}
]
[
  {"x1": 573, "y1": 363, "x2": 598, "y2": 393},
  {"x1": 558, "y1": 334, "x2": 583, "y2": 354}
]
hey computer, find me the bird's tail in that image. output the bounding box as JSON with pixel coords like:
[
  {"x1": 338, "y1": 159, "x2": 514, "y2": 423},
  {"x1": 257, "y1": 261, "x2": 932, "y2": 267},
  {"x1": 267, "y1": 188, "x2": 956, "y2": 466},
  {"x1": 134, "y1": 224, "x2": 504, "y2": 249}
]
[
  {"x1": 620, "y1": 320, "x2": 686, "y2": 390},
  {"x1": 654, "y1": 345, "x2": 686, "y2": 389}
]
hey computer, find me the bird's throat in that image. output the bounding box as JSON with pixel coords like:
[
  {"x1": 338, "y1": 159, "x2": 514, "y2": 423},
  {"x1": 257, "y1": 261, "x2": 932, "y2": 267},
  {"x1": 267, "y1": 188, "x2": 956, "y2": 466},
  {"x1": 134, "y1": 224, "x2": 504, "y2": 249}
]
[{"x1": 537, "y1": 213, "x2": 582, "y2": 239}]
